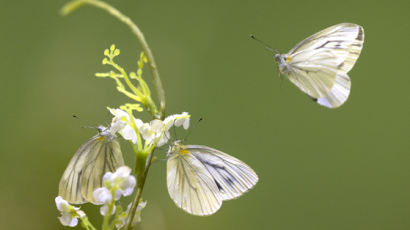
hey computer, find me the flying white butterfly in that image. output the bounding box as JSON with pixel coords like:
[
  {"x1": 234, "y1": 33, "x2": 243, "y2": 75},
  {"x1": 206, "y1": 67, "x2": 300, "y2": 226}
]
[
  {"x1": 167, "y1": 140, "x2": 258, "y2": 216},
  {"x1": 59, "y1": 125, "x2": 124, "y2": 204},
  {"x1": 253, "y1": 23, "x2": 364, "y2": 108}
]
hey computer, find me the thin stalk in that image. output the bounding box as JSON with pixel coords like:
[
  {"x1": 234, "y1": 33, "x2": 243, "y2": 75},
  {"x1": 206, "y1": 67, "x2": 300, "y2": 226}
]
[
  {"x1": 109, "y1": 60, "x2": 145, "y2": 101},
  {"x1": 125, "y1": 110, "x2": 143, "y2": 151},
  {"x1": 124, "y1": 150, "x2": 155, "y2": 230},
  {"x1": 103, "y1": 190, "x2": 116, "y2": 230},
  {"x1": 61, "y1": 0, "x2": 166, "y2": 119},
  {"x1": 80, "y1": 217, "x2": 97, "y2": 230}
]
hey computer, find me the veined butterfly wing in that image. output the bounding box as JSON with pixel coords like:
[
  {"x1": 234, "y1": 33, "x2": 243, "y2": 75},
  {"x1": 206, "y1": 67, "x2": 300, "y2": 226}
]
[
  {"x1": 58, "y1": 127, "x2": 124, "y2": 204},
  {"x1": 58, "y1": 136, "x2": 97, "y2": 204},
  {"x1": 80, "y1": 136, "x2": 124, "y2": 203},
  {"x1": 187, "y1": 145, "x2": 258, "y2": 200},
  {"x1": 166, "y1": 141, "x2": 258, "y2": 216},
  {"x1": 167, "y1": 146, "x2": 223, "y2": 216}
]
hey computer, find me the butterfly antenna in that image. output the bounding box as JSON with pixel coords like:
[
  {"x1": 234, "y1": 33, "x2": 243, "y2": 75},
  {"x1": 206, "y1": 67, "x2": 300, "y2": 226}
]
[
  {"x1": 250, "y1": 34, "x2": 279, "y2": 54},
  {"x1": 73, "y1": 114, "x2": 98, "y2": 130},
  {"x1": 182, "y1": 117, "x2": 203, "y2": 143}
]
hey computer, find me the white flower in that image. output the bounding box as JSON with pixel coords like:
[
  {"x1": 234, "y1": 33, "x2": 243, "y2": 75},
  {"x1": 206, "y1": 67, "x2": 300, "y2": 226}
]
[
  {"x1": 93, "y1": 187, "x2": 116, "y2": 216},
  {"x1": 140, "y1": 119, "x2": 169, "y2": 147},
  {"x1": 139, "y1": 112, "x2": 191, "y2": 147},
  {"x1": 110, "y1": 108, "x2": 190, "y2": 147},
  {"x1": 100, "y1": 204, "x2": 116, "y2": 216},
  {"x1": 116, "y1": 200, "x2": 148, "y2": 228},
  {"x1": 93, "y1": 187, "x2": 112, "y2": 204},
  {"x1": 132, "y1": 200, "x2": 147, "y2": 224},
  {"x1": 173, "y1": 112, "x2": 190, "y2": 130},
  {"x1": 121, "y1": 125, "x2": 138, "y2": 144},
  {"x1": 93, "y1": 166, "x2": 136, "y2": 217},
  {"x1": 105, "y1": 166, "x2": 136, "y2": 198},
  {"x1": 96, "y1": 166, "x2": 136, "y2": 201},
  {"x1": 109, "y1": 116, "x2": 126, "y2": 135},
  {"x1": 114, "y1": 165, "x2": 132, "y2": 177},
  {"x1": 109, "y1": 108, "x2": 140, "y2": 144},
  {"x1": 116, "y1": 212, "x2": 128, "y2": 229},
  {"x1": 163, "y1": 112, "x2": 190, "y2": 130},
  {"x1": 111, "y1": 166, "x2": 136, "y2": 197},
  {"x1": 116, "y1": 168, "x2": 137, "y2": 196},
  {"x1": 55, "y1": 196, "x2": 85, "y2": 227}
]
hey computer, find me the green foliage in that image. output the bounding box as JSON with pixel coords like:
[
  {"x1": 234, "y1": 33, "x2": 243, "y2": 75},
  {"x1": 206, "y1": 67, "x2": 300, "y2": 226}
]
[{"x1": 95, "y1": 44, "x2": 156, "y2": 115}]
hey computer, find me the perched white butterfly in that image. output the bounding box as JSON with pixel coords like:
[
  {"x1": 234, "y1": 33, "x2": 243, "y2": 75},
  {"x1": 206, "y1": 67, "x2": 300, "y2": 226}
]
[
  {"x1": 59, "y1": 125, "x2": 124, "y2": 204},
  {"x1": 254, "y1": 23, "x2": 364, "y2": 108},
  {"x1": 167, "y1": 140, "x2": 258, "y2": 216}
]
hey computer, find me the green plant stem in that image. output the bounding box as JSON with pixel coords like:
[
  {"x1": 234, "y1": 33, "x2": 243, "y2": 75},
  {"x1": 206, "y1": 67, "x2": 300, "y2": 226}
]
[
  {"x1": 108, "y1": 59, "x2": 160, "y2": 116},
  {"x1": 80, "y1": 217, "x2": 96, "y2": 230},
  {"x1": 61, "y1": 0, "x2": 166, "y2": 119},
  {"x1": 103, "y1": 190, "x2": 116, "y2": 230},
  {"x1": 108, "y1": 59, "x2": 145, "y2": 101},
  {"x1": 103, "y1": 212, "x2": 109, "y2": 230},
  {"x1": 124, "y1": 150, "x2": 155, "y2": 230},
  {"x1": 122, "y1": 109, "x2": 143, "y2": 152}
]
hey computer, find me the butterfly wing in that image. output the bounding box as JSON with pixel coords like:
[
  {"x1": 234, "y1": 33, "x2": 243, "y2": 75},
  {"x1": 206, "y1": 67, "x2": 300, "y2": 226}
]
[
  {"x1": 58, "y1": 135, "x2": 100, "y2": 204},
  {"x1": 285, "y1": 23, "x2": 364, "y2": 107},
  {"x1": 167, "y1": 150, "x2": 222, "y2": 216},
  {"x1": 80, "y1": 137, "x2": 124, "y2": 203},
  {"x1": 286, "y1": 64, "x2": 339, "y2": 98},
  {"x1": 314, "y1": 72, "x2": 351, "y2": 108},
  {"x1": 58, "y1": 134, "x2": 124, "y2": 204},
  {"x1": 187, "y1": 145, "x2": 258, "y2": 201}
]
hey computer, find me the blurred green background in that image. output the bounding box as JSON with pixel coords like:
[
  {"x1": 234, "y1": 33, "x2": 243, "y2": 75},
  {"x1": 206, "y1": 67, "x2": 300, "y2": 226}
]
[{"x1": 1, "y1": 0, "x2": 409, "y2": 229}]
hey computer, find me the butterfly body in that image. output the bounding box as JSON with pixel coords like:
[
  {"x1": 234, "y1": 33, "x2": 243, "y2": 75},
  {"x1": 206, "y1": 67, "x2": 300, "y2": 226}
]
[
  {"x1": 274, "y1": 53, "x2": 292, "y2": 74},
  {"x1": 273, "y1": 23, "x2": 364, "y2": 108}
]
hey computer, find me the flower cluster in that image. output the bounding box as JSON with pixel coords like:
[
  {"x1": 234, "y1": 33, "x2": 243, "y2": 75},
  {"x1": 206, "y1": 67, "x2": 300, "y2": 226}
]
[
  {"x1": 56, "y1": 166, "x2": 143, "y2": 229},
  {"x1": 55, "y1": 196, "x2": 85, "y2": 227},
  {"x1": 116, "y1": 200, "x2": 147, "y2": 228},
  {"x1": 110, "y1": 108, "x2": 190, "y2": 148},
  {"x1": 93, "y1": 166, "x2": 136, "y2": 215}
]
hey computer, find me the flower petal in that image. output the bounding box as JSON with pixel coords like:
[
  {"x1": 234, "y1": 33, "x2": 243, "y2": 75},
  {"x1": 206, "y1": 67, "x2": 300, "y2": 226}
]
[
  {"x1": 58, "y1": 214, "x2": 78, "y2": 227},
  {"x1": 114, "y1": 166, "x2": 131, "y2": 178},
  {"x1": 183, "y1": 117, "x2": 190, "y2": 130},
  {"x1": 93, "y1": 187, "x2": 112, "y2": 204},
  {"x1": 110, "y1": 116, "x2": 126, "y2": 135},
  {"x1": 121, "y1": 125, "x2": 138, "y2": 144},
  {"x1": 119, "y1": 176, "x2": 136, "y2": 196},
  {"x1": 55, "y1": 196, "x2": 69, "y2": 212},
  {"x1": 100, "y1": 204, "x2": 116, "y2": 216}
]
